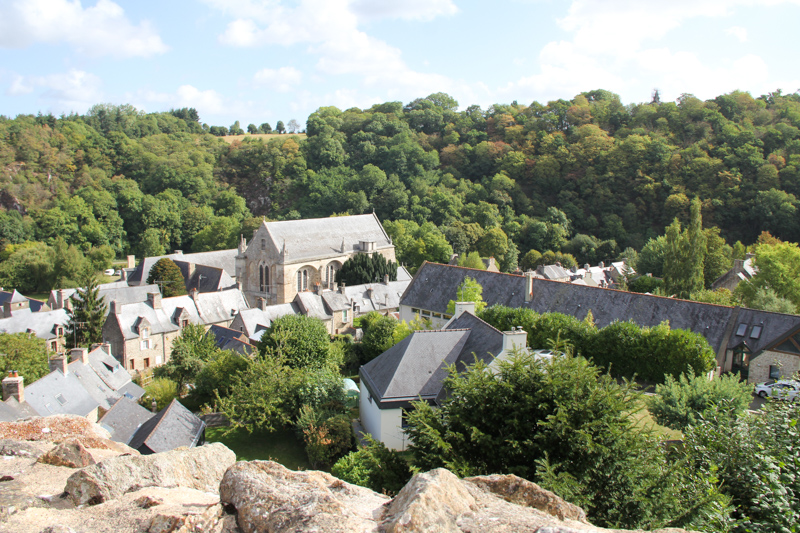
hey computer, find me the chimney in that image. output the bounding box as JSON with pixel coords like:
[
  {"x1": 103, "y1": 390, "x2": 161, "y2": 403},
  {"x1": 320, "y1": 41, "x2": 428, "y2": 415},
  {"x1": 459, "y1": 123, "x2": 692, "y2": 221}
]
[
  {"x1": 584, "y1": 264, "x2": 590, "y2": 270},
  {"x1": 120, "y1": 269, "x2": 127, "y2": 281},
  {"x1": 315, "y1": 282, "x2": 323, "y2": 295},
  {"x1": 258, "y1": 297, "x2": 267, "y2": 311},
  {"x1": 49, "y1": 354, "x2": 68, "y2": 375},
  {"x1": 454, "y1": 301, "x2": 476, "y2": 317},
  {"x1": 384, "y1": 274, "x2": 390, "y2": 285},
  {"x1": 339, "y1": 282, "x2": 346, "y2": 295},
  {"x1": 536, "y1": 265, "x2": 545, "y2": 275},
  {"x1": 147, "y1": 292, "x2": 162, "y2": 310},
  {"x1": 57, "y1": 289, "x2": 66, "y2": 309},
  {"x1": 366, "y1": 287, "x2": 374, "y2": 299},
  {"x1": 2, "y1": 372, "x2": 24, "y2": 403},
  {"x1": 70, "y1": 347, "x2": 89, "y2": 365},
  {"x1": 502, "y1": 326, "x2": 528, "y2": 355},
  {"x1": 127, "y1": 255, "x2": 136, "y2": 269},
  {"x1": 110, "y1": 299, "x2": 121, "y2": 315},
  {"x1": 189, "y1": 288, "x2": 198, "y2": 301},
  {"x1": 2, "y1": 302, "x2": 10, "y2": 318},
  {"x1": 732, "y1": 258, "x2": 745, "y2": 273},
  {"x1": 524, "y1": 271, "x2": 534, "y2": 302},
  {"x1": 174, "y1": 249, "x2": 183, "y2": 255},
  {"x1": 598, "y1": 261, "x2": 605, "y2": 268}
]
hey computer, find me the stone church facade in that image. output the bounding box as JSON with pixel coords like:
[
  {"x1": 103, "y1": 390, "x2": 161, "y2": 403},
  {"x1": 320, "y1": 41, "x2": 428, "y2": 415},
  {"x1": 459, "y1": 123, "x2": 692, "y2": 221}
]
[{"x1": 236, "y1": 214, "x2": 396, "y2": 306}]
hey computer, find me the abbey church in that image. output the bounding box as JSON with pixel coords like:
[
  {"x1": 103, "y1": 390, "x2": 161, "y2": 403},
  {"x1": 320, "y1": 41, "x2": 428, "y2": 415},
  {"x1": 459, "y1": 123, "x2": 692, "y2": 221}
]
[{"x1": 235, "y1": 214, "x2": 396, "y2": 307}]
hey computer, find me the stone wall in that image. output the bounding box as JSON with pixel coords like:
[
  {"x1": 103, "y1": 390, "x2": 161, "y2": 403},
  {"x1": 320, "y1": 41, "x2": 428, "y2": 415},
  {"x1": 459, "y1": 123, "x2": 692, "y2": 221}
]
[{"x1": 749, "y1": 349, "x2": 800, "y2": 383}]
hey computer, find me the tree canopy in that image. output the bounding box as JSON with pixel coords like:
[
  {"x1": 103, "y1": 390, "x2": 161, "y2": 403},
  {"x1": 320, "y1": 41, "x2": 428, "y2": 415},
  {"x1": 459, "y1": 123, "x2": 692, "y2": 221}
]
[{"x1": 146, "y1": 258, "x2": 186, "y2": 297}]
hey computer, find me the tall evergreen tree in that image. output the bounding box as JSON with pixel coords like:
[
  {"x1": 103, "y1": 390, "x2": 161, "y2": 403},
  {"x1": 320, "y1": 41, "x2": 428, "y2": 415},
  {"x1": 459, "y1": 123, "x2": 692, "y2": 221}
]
[
  {"x1": 66, "y1": 276, "x2": 108, "y2": 348},
  {"x1": 146, "y1": 258, "x2": 187, "y2": 297},
  {"x1": 336, "y1": 253, "x2": 397, "y2": 286},
  {"x1": 663, "y1": 198, "x2": 706, "y2": 298}
]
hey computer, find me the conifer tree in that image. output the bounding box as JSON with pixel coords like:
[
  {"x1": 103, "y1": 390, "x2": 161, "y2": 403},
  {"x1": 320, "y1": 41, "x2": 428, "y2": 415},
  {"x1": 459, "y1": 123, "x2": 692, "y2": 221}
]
[
  {"x1": 147, "y1": 258, "x2": 187, "y2": 297},
  {"x1": 66, "y1": 276, "x2": 107, "y2": 348},
  {"x1": 336, "y1": 253, "x2": 397, "y2": 286}
]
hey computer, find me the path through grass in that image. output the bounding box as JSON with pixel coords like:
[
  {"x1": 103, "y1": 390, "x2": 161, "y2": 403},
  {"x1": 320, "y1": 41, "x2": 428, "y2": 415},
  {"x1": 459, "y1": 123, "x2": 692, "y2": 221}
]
[{"x1": 206, "y1": 426, "x2": 310, "y2": 470}]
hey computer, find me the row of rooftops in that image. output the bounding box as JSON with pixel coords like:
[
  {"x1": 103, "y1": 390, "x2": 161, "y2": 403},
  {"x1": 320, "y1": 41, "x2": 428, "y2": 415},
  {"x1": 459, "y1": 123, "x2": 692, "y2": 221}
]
[{"x1": 400, "y1": 262, "x2": 800, "y2": 360}]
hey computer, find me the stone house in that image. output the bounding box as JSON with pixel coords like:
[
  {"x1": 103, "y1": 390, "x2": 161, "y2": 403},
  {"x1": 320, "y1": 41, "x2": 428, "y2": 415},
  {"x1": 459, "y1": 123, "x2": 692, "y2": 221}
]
[
  {"x1": 102, "y1": 288, "x2": 248, "y2": 374},
  {"x1": 47, "y1": 283, "x2": 161, "y2": 313},
  {"x1": 359, "y1": 303, "x2": 529, "y2": 450},
  {"x1": 235, "y1": 214, "x2": 396, "y2": 307},
  {"x1": 711, "y1": 253, "x2": 757, "y2": 291},
  {"x1": 400, "y1": 262, "x2": 800, "y2": 383},
  {"x1": 0, "y1": 308, "x2": 69, "y2": 351}
]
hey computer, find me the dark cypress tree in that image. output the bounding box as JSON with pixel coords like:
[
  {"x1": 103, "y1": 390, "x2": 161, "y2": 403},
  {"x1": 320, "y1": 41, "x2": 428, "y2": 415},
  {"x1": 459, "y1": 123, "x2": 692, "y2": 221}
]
[
  {"x1": 66, "y1": 276, "x2": 108, "y2": 348},
  {"x1": 336, "y1": 253, "x2": 398, "y2": 286},
  {"x1": 147, "y1": 258, "x2": 187, "y2": 297}
]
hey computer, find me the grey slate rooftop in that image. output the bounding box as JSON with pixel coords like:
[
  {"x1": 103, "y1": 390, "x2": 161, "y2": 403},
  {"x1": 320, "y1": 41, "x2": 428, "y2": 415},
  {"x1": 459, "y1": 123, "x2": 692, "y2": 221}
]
[
  {"x1": 99, "y1": 397, "x2": 156, "y2": 445},
  {"x1": 128, "y1": 399, "x2": 205, "y2": 455},
  {"x1": 0, "y1": 308, "x2": 68, "y2": 340},
  {"x1": 260, "y1": 213, "x2": 393, "y2": 263},
  {"x1": 401, "y1": 262, "x2": 800, "y2": 359}
]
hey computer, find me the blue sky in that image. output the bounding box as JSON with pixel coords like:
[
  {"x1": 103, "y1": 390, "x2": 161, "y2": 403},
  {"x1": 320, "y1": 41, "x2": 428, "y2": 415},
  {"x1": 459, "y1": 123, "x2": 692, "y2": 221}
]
[{"x1": 1, "y1": 0, "x2": 799, "y2": 128}]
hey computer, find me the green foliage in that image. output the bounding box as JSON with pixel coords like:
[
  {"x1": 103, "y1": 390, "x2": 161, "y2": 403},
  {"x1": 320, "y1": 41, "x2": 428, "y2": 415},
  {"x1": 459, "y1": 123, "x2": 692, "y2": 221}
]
[
  {"x1": 690, "y1": 288, "x2": 737, "y2": 306},
  {"x1": 456, "y1": 251, "x2": 485, "y2": 269},
  {"x1": 336, "y1": 252, "x2": 398, "y2": 286},
  {"x1": 359, "y1": 314, "x2": 399, "y2": 363},
  {"x1": 258, "y1": 314, "x2": 331, "y2": 369},
  {"x1": 406, "y1": 352, "x2": 724, "y2": 529},
  {"x1": 144, "y1": 377, "x2": 178, "y2": 411},
  {"x1": 0, "y1": 333, "x2": 50, "y2": 382},
  {"x1": 299, "y1": 411, "x2": 354, "y2": 469},
  {"x1": 646, "y1": 371, "x2": 752, "y2": 431},
  {"x1": 663, "y1": 198, "x2": 706, "y2": 298},
  {"x1": 155, "y1": 324, "x2": 219, "y2": 393},
  {"x1": 66, "y1": 276, "x2": 107, "y2": 348},
  {"x1": 331, "y1": 435, "x2": 412, "y2": 496},
  {"x1": 445, "y1": 276, "x2": 486, "y2": 315},
  {"x1": 293, "y1": 366, "x2": 347, "y2": 413},
  {"x1": 680, "y1": 401, "x2": 800, "y2": 530},
  {"x1": 737, "y1": 241, "x2": 800, "y2": 312},
  {"x1": 628, "y1": 275, "x2": 665, "y2": 294},
  {"x1": 146, "y1": 258, "x2": 186, "y2": 297},
  {"x1": 191, "y1": 349, "x2": 250, "y2": 406}
]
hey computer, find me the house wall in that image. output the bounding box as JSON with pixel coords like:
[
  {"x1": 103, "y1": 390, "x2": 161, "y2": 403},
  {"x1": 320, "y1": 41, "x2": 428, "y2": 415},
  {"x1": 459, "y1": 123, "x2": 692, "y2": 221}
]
[
  {"x1": 121, "y1": 330, "x2": 179, "y2": 374},
  {"x1": 749, "y1": 350, "x2": 800, "y2": 383},
  {"x1": 358, "y1": 381, "x2": 409, "y2": 451}
]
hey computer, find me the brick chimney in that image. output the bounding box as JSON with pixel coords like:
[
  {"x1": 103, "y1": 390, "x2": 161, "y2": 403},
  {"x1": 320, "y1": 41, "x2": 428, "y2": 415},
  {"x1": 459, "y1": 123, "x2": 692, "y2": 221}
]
[
  {"x1": 70, "y1": 347, "x2": 89, "y2": 365},
  {"x1": 383, "y1": 274, "x2": 390, "y2": 285},
  {"x1": 110, "y1": 299, "x2": 121, "y2": 315},
  {"x1": 2, "y1": 372, "x2": 24, "y2": 403},
  {"x1": 524, "y1": 271, "x2": 534, "y2": 302},
  {"x1": 127, "y1": 255, "x2": 136, "y2": 269},
  {"x1": 147, "y1": 292, "x2": 162, "y2": 310},
  {"x1": 258, "y1": 297, "x2": 267, "y2": 311},
  {"x1": 502, "y1": 326, "x2": 528, "y2": 355},
  {"x1": 339, "y1": 282, "x2": 346, "y2": 295},
  {"x1": 49, "y1": 354, "x2": 68, "y2": 375}
]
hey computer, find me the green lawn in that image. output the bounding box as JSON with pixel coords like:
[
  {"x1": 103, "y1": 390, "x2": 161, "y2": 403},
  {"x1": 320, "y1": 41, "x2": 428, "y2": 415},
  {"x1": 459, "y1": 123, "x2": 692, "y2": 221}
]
[
  {"x1": 206, "y1": 426, "x2": 311, "y2": 470},
  {"x1": 629, "y1": 399, "x2": 683, "y2": 441}
]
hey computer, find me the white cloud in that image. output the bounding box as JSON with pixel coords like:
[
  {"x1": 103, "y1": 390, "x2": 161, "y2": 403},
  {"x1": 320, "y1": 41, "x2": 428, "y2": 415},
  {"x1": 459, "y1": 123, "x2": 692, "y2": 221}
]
[
  {"x1": 0, "y1": 0, "x2": 168, "y2": 58},
  {"x1": 349, "y1": 0, "x2": 458, "y2": 22},
  {"x1": 726, "y1": 26, "x2": 749, "y2": 42},
  {"x1": 5, "y1": 69, "x2": 104, "y2": 110},
  {"x1": 130, "y1": 85, "x2": 228, "y2": 116},
  {"x1": 254, "y1": 67, "x2": 303, "y2": 92},
  {"x1": 207, "y1": 0, "x2": 454, "y2": 95}
]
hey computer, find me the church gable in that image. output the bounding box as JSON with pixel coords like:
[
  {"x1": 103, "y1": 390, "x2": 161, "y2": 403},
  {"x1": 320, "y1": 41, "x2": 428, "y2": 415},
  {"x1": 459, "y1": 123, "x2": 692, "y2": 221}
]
[{"x1": 245, "y1": 221, "x2": 282, "y2": 260}]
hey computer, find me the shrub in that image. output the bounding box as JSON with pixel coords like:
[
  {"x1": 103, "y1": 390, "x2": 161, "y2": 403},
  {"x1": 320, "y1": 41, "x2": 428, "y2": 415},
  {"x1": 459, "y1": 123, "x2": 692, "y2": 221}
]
[
  {"x1": 144, "y1": 377, "x2": 178, "y2": 411},
  {"x1": 331, "y1": 436, "x2": 412, "y2": 496},
  {"x1": 258, "y1": 314, "x2": 331, "y2": 369}
]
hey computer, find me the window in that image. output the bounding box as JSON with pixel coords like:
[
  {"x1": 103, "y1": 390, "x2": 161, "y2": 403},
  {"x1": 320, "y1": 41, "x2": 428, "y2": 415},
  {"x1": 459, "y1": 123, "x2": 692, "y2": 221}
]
[
  {"x1": 342, "y1": 309, "x2": 349, "y2": 322},
  {"x1": 56, "y1": 327, "x2": 64, "y2": 336},
  {"x1": 181, "y1": 319, "x2": 188, "y2": 328},
  {"x1": 55, "y1": 393, "x2": 67, "y2": 406},
  {"x1": 736, "y1": 323, "x2": 747, "y2": 336},
  {"x1": 50, "y1": 340, "x2": 58, "y2": 351},
  {"x1": 141, "y1": 327, "x2": 150, "y2": 340},
  {"x1": 401, "y1": 408, "x2": 414, "y2": 428},
  {"x1": 750, "y1": 325, "x2": 762, "y2": 339},
  {"x1": 297, "y1": 268, "x2": 309, "y2": 291},
  {"x1": 326, "y1": 264, "x2": 338, "y2": 288},
  {"x1": 140, "y1": 339, "x2": 150, "y2": 350},
  {"x1": 143, "y1": 358, "x2": 150, "y2": 368},
  {"x1": 129, "y1": 360, "x2": 135, "y2": 370},
  {"x1": 769, "y1": 365, "x2": 781, "y2": 379},
  {"x1": 259, "y1": 264, "x2": 269, "y2": 293},
  {"x1": 260, "y1": 239, "x2": 265, "y2": 250}
]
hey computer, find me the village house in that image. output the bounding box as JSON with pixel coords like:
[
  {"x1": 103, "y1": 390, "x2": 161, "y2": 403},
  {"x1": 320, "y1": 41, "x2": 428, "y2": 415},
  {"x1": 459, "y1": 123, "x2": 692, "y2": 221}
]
[
  {"x1": 102, "y1": 288, "x2": 248, "y2": 374},
  {"x1": 359, "y1": 303, "x2": 529, "y2": 451},
  {"x1": 125, "y1": 249, "x2": 239, "y2": 292},
  {"x1": 711, "y1": 253, "x2": 757, "y2": 291},
  {"x1": 47, "y1": 283, "x2": 161, "y2": 313},
  {"x1": 0, "y1": 345, "x2": 144, "y2": 423},
  {"x1": 399, "y1": 262, "x2": 800, "y2": 384},
  {"x1": 235, "y1": 214, "x2": 396, "y2": 308},
  {"x1": 0, "y1": 308, "x2": 69, "y2": 351}
]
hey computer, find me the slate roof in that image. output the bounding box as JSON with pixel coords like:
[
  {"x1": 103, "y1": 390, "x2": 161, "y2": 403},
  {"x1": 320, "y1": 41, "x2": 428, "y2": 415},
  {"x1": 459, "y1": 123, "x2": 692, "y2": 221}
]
[
  {"x1": 126, "y1": 249, "x2": 238, "y2": 286},
  {"x1": 258, "y1": 213, "x2": 393, "y2": 263},
  {"x1": 192, "y1": 289, "x2": 248, "y2": 325},
  {"x1": 128, "y1": 399, "x2": 205, "y2": 455},
  {"x1": 0, "y1": 397, "x2": 38, "y2": 422},
  {"x1": 207, "y1": 325, "x2": 253, "y2": 355},
  {"x1": 99, "y1": 397, "x2": 156, "y2": 445},
  {"x1": 232, "y1": 305, "x2": 299, "y2": 339},
  {"x1": 534, "y1": 264, "x2": 571, "y2": 280},
  {"x1": 401, "y1": 263, "x2": 800, "y2": 359},
  {"x1": 24, "y1": 370, "x2": 100, "y2": 418},
  {"x1": 48, "y1": 284, "x2": 160, "y2": 313},
  {"x1": 0, "y1": 309, "x2": 68, "y2": 340},
  {"x1": 361, "y1": 311, "x2": 505, "y2": 408},
  {"x1": 295, "y1": 292, "x2": 332, "y2": 321},
  {"x1": 112, "y1": 295, "x2": 202, "y2": 340},
  {"x1": 178, "y1": 263, "x2": 236, "y2": 293},
  {"x1": 344, "y1": 279, "x2": 411, "y2": 314}
]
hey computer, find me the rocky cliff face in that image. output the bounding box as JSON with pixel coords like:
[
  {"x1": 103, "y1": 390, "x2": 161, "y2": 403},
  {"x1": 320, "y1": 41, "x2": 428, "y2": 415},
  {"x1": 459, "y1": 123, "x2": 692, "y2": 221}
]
[{"x1": 0, "y1": 415, "x2": 695, "y2": 533}]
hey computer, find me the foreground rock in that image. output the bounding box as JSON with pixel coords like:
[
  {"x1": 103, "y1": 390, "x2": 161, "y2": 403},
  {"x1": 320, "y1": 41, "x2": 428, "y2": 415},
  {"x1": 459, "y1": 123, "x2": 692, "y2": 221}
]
[
  {"x1": 220, "y1": 460, "x2": 389, "y2": 532},
  {"x1": 38, "y1": 438, "x2": 96, "y2": 468},
  {"x1": 221, "y1": 461, "x2": 698, "y2": 533},
  {"x1": 66, "y1": 443, "x2": 236, "y2": 506}
]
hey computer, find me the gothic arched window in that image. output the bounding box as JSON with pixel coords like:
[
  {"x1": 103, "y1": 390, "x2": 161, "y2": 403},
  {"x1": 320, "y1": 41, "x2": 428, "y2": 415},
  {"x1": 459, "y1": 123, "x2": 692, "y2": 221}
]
[{"x1": 297, "y1": 268, "x2": 309, "y2": 292}]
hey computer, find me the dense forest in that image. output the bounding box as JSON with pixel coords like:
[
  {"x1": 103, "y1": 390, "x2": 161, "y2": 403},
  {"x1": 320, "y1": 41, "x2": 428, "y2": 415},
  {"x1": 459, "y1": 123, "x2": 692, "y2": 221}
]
[{"x1": 1, "y1": 89, "x2": 800, "y2": 295}]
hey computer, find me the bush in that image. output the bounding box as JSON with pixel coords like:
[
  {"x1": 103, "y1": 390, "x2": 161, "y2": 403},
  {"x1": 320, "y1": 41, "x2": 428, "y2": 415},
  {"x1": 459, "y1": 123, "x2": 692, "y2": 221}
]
[
  {"x1": 359, "y1": 315, "x2": 398, "y2": 363},
  {"x1": 299, "y1": 410, "x2": 354, "y2": 469},
  {"x1": 646, "y1": 371, "x2": 752, "y2": 431},
  {"x1": 331, "y1": 435, "x2": 412, "y2": 496},
  {"x1": 331, "y1": 435, "x2": 411, "y2": 496},
  {"x1": 144, "y1": 377, "x2": 179, "y2": 411},
  {"x1": 258, "y1": 314, "x2": 331, "y2": 369}
]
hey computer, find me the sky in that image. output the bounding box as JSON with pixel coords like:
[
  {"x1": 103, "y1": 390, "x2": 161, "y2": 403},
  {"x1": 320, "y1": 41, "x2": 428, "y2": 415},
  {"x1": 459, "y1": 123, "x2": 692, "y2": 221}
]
[{"x1": 1, "y1": 0, "x2": 799, "y2": 128}]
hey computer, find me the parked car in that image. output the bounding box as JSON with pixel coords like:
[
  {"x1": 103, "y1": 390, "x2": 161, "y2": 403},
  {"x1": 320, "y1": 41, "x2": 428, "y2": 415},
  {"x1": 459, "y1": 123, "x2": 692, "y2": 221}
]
[
  {"x1": 104, "y1": 268, "x2": 115, "y2": 276},
  {"x1": 754, "y1": 380, "x2": 800, "y2": 400}
]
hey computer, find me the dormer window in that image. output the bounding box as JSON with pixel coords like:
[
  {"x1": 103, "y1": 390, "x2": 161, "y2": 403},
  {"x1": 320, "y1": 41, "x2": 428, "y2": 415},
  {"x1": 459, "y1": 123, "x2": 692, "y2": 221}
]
[
  {"x1": 750, "y1": 325, "x2": 762, "y2": 339},
  {"x1": 736, "y1": 323, "x2": 747, "y2": 336}
]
